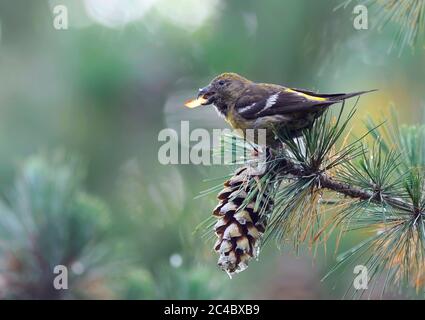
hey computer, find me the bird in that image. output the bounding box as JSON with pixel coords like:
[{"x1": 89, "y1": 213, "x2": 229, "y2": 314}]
[{"x1": 185, "y1": 72, "x2": 376, "y2": 145}]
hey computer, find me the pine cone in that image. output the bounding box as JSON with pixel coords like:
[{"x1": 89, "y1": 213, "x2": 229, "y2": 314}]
[{"x1": 213, "y1": 163, "x2": 274, "y2": 276}]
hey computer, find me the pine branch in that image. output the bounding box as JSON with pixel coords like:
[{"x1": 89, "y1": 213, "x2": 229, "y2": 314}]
[
  {"x1": 266, "y1": 106, "x2": 425, "y2": 296},
  {"x1": 201, "y1": 103, "x2": 425, "y2": 296},
  {"x1": 276, "y1": 156, "x2": 412, "y2": 213}
]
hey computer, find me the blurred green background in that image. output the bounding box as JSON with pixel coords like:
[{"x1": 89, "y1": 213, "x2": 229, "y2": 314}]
[{"x1": 0, "y1": 0, "x2": 423, "y2": 299}]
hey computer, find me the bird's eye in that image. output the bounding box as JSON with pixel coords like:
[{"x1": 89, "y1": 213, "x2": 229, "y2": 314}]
[{"x1": 218, "y1": 80, "x2": 226, "y2": 86}]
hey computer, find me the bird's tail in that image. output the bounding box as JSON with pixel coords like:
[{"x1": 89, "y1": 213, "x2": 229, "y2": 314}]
[{"x1": 322, "y1": 89, "x2": 378, "y2": 102}]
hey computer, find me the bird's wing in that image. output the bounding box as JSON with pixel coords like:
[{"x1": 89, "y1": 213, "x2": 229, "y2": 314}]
[{"x1": 235, "y1": 86, "x2": 334, "y2": 119}]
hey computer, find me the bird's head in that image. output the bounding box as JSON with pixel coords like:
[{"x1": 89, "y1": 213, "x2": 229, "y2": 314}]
[{"x1": 196, "y1": 73, "x2": 251, "y2": 114}]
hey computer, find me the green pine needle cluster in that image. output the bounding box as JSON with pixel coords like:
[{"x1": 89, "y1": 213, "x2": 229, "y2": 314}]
[{"x1": 371, "y1": 0, "x2": 425, "y2": 51}]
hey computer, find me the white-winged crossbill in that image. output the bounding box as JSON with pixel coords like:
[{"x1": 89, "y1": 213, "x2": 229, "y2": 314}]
[{"x1": 186, "y1": 73, "x2": 375, "y2": 144}]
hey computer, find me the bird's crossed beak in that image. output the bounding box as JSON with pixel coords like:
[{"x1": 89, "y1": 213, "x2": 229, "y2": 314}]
[
  {"x1": 184, "y1": 84, "x2": 216, "y2": 109},
  {"x1": 197, "y1": 85, "x2": 216, "y2": 105}
]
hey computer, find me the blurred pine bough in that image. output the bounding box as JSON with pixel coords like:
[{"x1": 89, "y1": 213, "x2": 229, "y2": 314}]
[
  {"x1": 0, "y1": 152, "x2": 113, "y2": 299},
  {"x1": 0, "y1": 152, "x2": 227, "y2": 299},
  {"x1": 336, "y1": 0, "x2": 425, "y2": 52}
]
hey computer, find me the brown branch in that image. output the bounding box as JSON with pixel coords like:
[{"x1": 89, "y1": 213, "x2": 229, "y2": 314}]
[{"x1": 277, "y1": 157, "x2": 413, "y2": 213}]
